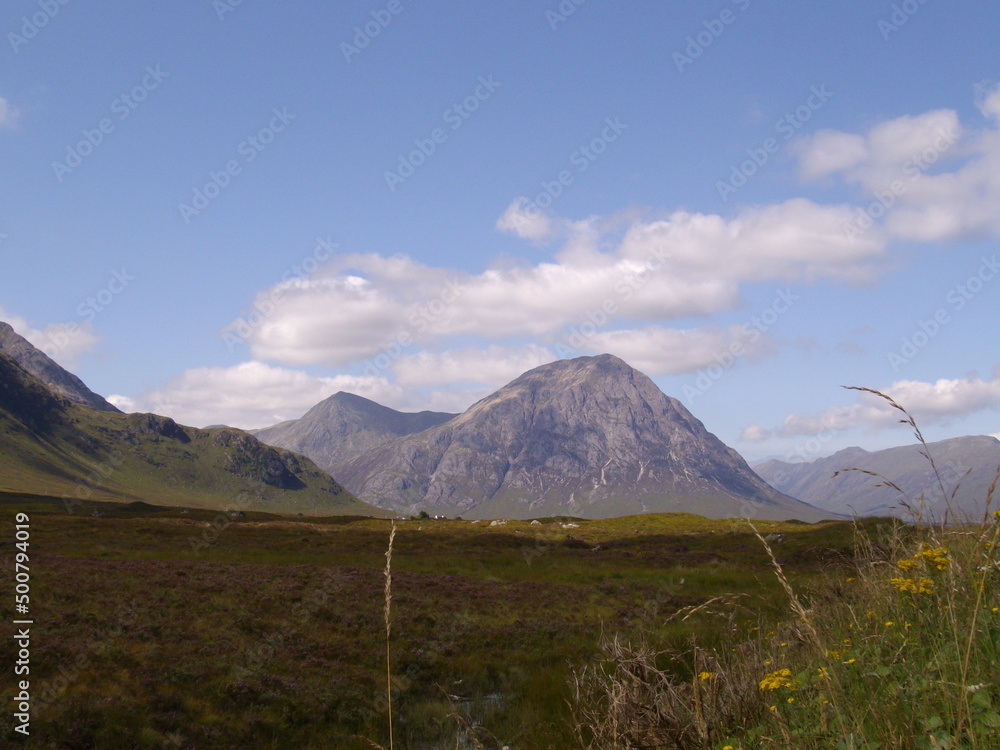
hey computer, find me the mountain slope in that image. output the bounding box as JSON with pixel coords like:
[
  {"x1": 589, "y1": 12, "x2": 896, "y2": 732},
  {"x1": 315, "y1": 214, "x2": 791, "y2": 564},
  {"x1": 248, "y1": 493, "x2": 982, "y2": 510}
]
[
  {"x1": 0, "y1": 320, "x2": 121, "y2": 412},
  {"x1": 254, "y1": 391, "x2": 457, "y2": 474},
  {"x1": 336, "y1": 354, "x2": 830, "y2": 521},
  {"x1": 755, "y1": 436, "x2": 1000, "y2": 519},
  {"x1": 0, "y1": 350, "x2": 383, "y2": 516}
]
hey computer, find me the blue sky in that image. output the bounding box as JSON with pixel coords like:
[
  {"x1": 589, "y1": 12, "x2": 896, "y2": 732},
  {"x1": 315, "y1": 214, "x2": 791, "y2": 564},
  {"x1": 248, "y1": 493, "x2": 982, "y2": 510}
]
[{"x1": 1, "y1": 0, "x2": 998, "y2": 463}]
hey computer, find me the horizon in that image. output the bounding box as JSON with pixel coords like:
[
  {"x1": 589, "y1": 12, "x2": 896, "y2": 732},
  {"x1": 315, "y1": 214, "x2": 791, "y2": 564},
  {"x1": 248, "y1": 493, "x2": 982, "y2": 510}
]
[{"x1": 2, "y1": 1, "x2": 998, "y2": 465}]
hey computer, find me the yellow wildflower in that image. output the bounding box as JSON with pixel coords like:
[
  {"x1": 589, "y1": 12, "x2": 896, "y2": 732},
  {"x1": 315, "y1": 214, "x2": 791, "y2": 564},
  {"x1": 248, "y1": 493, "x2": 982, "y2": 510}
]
[
  {"x1": 760, "y1": 668, "x2": 795, "y2": 691},
  {"x1": 698, "y1": 671, "x2": 716, "y2": 682},
  {"x1": 889, "y1": 576, "x2": 935, "y2": 594}
]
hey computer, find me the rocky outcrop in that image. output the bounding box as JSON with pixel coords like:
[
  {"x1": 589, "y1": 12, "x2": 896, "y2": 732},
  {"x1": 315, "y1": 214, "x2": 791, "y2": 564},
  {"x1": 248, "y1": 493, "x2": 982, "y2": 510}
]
[{"x1": 212, "y1": 428, "x2": 306, "y2": 490}]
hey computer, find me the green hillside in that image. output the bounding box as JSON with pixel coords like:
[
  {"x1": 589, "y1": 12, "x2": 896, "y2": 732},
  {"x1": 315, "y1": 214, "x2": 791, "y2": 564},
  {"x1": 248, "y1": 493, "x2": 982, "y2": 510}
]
[{"x1": 0, "y1": 351, "x2": 384, "y2": 517}]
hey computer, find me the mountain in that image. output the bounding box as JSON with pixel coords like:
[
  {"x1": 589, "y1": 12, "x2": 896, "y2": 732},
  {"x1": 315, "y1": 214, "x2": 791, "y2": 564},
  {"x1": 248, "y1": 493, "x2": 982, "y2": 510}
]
[
  {"x1": 254, "y1": 392, "x2": 457, "y2": 474},
  {"x1": 0, "y1": 320, "x2": 121, "y2": 412},
  {"x1": 334, "y1": 354, "x2": 830, "y2": 521},
  {"x1": 0, "y1": 349, "x2": 383, "y2": 517},
  {"x1": 755, "y1": 436, "x2": 1000, "y2": 520}
]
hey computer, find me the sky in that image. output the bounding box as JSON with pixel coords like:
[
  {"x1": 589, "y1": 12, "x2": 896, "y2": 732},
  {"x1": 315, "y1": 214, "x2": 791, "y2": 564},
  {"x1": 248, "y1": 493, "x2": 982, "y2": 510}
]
[{"x1": 1, "y1": 0, "x2": 999, "y2": 464}]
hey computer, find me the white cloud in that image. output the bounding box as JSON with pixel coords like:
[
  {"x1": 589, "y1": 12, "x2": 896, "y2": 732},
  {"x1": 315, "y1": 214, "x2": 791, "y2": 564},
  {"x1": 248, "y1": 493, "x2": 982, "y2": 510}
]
[
  {"x1": 108, "y1": 361, "x2": 403, "y2": 430},
  {"x1": 495, "y1": 198, "x2": 559, "y2": 243},
  {"x1": 795, "y1": 85, "x2": 1000, "y2": 242},
  {"x1": 391, "y1": 344, "x2": 555, "y2": 388},
  {"x1": 740, "y1": 424, "x2": 771, "y2": 442},
  {"x1": 0, "y1": 96, "x2": 20, "y2": 129},
  {"x1": 794, "y1": 130, "x2": 868, "y2": 181},
  {"x1": 571, "y1": 325, "x2": 778, "y2": 376},
  {"x1": 618, "y1": 199, "x2": 887, "y2": 284},
  {"x1": 1, "y1": 307, "x2": 100, "y2": 369},
  {"x1": 762, "y1": 374, "x2": 1000, "y2": 439},
  {"x1": 976, "y1": 81, "x2": 1000, "y2": 122},
  {"x1": 236, "y1": 197, "x2": 886, "y2": 369}
]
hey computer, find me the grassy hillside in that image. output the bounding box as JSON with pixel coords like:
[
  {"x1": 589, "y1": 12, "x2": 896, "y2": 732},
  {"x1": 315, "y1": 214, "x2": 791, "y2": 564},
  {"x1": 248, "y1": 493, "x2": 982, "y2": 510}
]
[{"x1": 0, "y1": 351, "x2": 382, "y2": 517}]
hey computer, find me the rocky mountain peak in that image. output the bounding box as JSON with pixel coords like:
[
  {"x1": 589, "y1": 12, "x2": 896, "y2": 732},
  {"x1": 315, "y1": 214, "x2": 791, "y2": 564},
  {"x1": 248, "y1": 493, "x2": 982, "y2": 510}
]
[{"x1": 335, "y1": 354, "x2": 829, "y2": 521}]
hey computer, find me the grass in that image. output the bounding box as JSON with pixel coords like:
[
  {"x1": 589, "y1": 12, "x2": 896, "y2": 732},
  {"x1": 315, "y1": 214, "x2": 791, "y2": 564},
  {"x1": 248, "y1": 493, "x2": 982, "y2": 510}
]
[
  {"x1": 0, "y1": 494, "x2": 853, "y2": 749},
  {"x1": 570, "y1": 392, "x2": 1000, "y2": 749}
]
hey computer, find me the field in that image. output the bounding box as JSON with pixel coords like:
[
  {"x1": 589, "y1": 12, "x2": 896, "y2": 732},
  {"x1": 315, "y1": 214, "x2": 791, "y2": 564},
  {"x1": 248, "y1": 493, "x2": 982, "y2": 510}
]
[{"x1": 0, "y1": 491, "x2": 863, "y2": 749}]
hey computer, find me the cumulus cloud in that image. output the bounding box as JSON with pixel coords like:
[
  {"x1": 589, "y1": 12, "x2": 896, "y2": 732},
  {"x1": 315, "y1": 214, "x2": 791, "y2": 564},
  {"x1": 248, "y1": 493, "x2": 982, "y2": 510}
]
[
  {"x1": 108, "y1": 361, "x2": 403, "y2": 430},
  {"x1": 740, "y1": 424, "x2": 772, "y2": 442},
  {"x1": 795, "y1": 84, "x2": 1000, "y2": 242},
  {"x1": 235, "y1": 197, "x2": 887, "y2": 369},
  {"x1": 795, "y1": 130, "x2": 868, "y2": 181},
  {"x1": 0, "y1": 307, "x2": 100, "y2": 369},
  {"x1": 759, "y1": 374, "x2": 1000, "y2": 439},
  {"x1": 617, "y1": 199, "x2": 887, "y2": 284},
  {"x1": 495, "y1": 198, "x2": 559, "y2": 243},
  {"x1": 570, "y1": 325, "x2": 779, "y2": 377},
  {"x1": 391, "y1": 344, "x2": 555, "y2": 388},
  {"x1": 0, "y1": 96, "x2": 20, "y2": 129}
]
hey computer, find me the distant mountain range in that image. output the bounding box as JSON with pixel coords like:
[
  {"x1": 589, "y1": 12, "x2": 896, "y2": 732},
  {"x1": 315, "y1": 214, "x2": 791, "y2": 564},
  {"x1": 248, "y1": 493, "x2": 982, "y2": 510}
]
[
  {"x1": 16, "y1": 312, "x2": 993, "y2": 524},
  {"x1": 755, "y1": 436, "x2": 1000, "y2": 520},
  {"x1": 0, "y1": 341, "x2": 381, "y2": 517},
  {"x1": 259, "y1": 354, "x2": 830, "y2": 521}
]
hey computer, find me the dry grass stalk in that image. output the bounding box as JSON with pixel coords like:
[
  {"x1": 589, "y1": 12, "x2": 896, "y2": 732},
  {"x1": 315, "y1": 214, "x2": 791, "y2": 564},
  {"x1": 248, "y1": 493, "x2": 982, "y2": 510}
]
[{"x1": 384, "y1": 522, "x2": 396, "y2": 750}]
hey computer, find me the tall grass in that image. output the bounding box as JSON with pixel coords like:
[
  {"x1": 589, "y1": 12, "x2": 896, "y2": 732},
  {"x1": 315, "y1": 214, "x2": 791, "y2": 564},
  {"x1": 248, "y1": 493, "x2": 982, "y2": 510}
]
[
  {"x1": 385, "y1": 521, "x2": 396, "y2": 750},
  {"x1": 572, "y1": 391, "x2": 1000, "y2": 749}
]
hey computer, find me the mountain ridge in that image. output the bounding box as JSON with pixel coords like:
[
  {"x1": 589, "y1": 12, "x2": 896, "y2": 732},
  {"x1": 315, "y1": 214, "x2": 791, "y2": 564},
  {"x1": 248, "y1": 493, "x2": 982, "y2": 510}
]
[
  {"x1": 0, "y1": 348, "x2": 383, "y2": 517},
  {"x1": 254, "y1": 391, "x2": 457, "y2": 474},
  {"x1": 0, "y1": 320, "x2": 121, "y2": 412},
  {"x1": 754, "y1": 435, "x2": 1000, "y2": 519}
]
